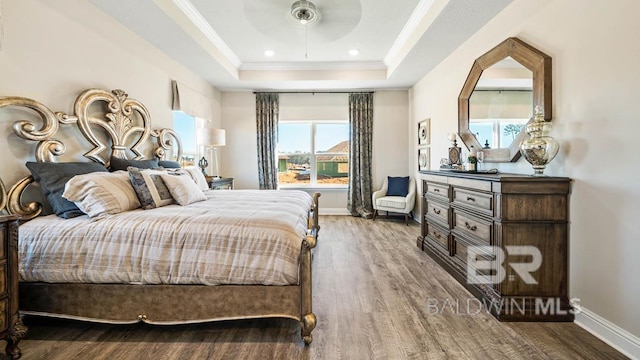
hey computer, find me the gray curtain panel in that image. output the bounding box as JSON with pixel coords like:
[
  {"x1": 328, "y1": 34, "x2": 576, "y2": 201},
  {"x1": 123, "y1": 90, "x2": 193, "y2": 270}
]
[
  {"x1": 255, "y1": 93, "x2": 279, "y2": 190},
  {"x1": 347, "y1": 93, "x2": 374, "y2": 218}
]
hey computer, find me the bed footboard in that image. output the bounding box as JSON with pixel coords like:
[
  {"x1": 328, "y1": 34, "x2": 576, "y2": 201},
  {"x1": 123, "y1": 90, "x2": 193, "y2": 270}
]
[{"x1": 300, "y1": 192, "x2": 320, "y2": 344}]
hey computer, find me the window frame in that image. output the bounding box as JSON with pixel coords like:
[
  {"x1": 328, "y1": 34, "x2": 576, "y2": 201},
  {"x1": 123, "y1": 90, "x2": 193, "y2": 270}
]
[{"x1": 277, "y1": 120, "x2": 349, "y2": 189}]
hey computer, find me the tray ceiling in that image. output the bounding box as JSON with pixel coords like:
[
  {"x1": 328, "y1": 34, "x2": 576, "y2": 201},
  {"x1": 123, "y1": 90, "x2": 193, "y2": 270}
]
[{"x1": 89, "y1": 0, "x2": 513, "y2": 91}]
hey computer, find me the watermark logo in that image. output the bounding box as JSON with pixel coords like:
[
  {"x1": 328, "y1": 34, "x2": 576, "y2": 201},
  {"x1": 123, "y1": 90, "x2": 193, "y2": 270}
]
[
  {"x1": 426, "y1": 297, "x2": 582, "y2": 316},
  {"x1": 467, "y1": 245, "x2": 542, "y2": 285}
]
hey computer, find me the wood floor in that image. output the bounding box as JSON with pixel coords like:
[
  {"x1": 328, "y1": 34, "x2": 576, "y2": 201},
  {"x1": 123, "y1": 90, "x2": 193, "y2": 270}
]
[{"x1": 11, "y1": 216, "x2": 626, "y2": 360}]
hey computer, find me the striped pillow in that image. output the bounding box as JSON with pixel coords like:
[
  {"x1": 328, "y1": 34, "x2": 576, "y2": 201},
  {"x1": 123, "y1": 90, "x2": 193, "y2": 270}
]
[
  {"x1": 63, "y1": 171, "x2": 141, "y2": 220},
  {"x1": 184, "y1": 166, "x2": 210, "y2": 192},
  {"x1": 159, "y1": 172, "x2": 206, "y2": 206}
]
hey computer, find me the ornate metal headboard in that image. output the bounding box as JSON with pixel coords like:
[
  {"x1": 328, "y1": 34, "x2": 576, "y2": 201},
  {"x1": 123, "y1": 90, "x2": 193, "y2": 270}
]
[
  {"x1": 0, "y1": 179, "x2": 7, "y2": 215},
  {"x1": 0, "y1": 88, "x2": 182, "y2": 220}
]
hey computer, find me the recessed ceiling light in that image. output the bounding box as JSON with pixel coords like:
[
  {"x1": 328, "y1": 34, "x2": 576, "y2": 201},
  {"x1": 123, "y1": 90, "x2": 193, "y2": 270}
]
[
  {"x1": 348, "y1": 49, "x2": 359, "y2": 56},
  {"x1": 264, "y1": 50, "x2": 275, "y2": 57}
]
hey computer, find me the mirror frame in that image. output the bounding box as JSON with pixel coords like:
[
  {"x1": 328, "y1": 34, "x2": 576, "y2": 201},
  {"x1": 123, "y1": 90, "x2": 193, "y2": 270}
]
[{"x1": 458, "y1": 37, "x2": 552, "y2": 162}]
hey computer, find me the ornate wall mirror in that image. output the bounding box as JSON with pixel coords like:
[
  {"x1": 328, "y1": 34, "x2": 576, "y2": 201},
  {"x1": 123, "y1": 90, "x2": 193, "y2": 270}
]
[{"x1": 458, "y1": 37, "x2": 551, "y2": 162}]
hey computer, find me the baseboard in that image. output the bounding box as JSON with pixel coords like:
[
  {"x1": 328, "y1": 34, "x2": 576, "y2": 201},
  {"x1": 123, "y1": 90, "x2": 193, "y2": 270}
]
[
  {"x1": 575, "y1": 307, "x2": 640, "y2": 359},
  {"x1": 319, "y1": 208, "x2": 350, "y2": 215}
]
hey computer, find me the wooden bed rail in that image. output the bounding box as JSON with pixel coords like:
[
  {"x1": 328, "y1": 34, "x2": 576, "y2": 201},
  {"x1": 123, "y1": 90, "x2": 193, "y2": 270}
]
[{"x1": 300, "y1": 192, "x2": 320, "y2": 344}]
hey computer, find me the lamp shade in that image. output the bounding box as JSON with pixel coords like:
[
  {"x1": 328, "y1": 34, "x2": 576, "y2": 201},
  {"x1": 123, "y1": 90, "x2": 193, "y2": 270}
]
[{"x1": 196, "y1": 128, "x2": 226, "y2": 147}]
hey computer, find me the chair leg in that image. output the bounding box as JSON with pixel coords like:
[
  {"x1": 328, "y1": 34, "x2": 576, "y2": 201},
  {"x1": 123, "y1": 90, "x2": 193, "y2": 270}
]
[
  {"x1": 404, "y1": 213, "x2": 409, "y2": 226},
  {"x1": 372, "y1": 210, "x2": 377, "y2": 220}
]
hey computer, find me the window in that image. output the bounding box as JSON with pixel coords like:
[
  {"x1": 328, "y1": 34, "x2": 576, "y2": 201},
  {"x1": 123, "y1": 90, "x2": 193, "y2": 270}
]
[
  {"x1": 469, "y1": 89, "x2": 532, "y2": 149},
  {"x1": 277, "y1": 121, "x2": 349, "y2": 187},
  {"x1": 470, "y1": 118, "x2": 527, "y2": 149},
  {"x1": 173, "y1": 111, "x2": 198, "y2": 167}
]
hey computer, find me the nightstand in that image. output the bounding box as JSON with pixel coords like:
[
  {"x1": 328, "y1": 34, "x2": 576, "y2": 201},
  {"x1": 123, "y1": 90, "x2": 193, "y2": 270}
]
[
  {"x1": 0, "y1": 215, "x2": 27, "y2": 359},
  {"x1": 206, "y1": 177, "x2": 234, "y2": 190}
]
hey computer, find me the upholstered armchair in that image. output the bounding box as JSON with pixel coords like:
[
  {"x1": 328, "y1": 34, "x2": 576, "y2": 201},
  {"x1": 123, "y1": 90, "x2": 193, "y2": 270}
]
[{"x1": 372, "y1": 176, "x2": 416, "y2": 225}]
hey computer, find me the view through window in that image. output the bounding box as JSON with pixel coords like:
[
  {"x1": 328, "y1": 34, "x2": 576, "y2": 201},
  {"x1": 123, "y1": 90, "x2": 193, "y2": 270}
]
[
  {"x1": 470, "y1": 118, "x2": 527, "y2": 149},
  {"x1": 278, "y1": 121, "x2": 349, "y2": 186},
  {"x1": 173, "y1": 111, "x2": 198, "y2": 167}
]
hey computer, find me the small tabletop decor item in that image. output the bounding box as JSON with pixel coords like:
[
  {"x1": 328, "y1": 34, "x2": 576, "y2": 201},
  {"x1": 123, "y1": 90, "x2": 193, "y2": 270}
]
[
  {"x1": 198, "y1": 157, "x2": 208, "y2": 175},
  {"x1": 447, "y1": 133, "x2": 462, "y2": 167},
  {"x1": 467, "y1": 146, "x2": 477, "y2": 172},
  {"x1": 520, "y1": 106, "x2": 559, "y2": 176}
]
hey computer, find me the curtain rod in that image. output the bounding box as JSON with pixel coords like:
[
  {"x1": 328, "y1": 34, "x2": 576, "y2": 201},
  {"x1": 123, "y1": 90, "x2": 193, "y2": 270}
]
[{"x1": 253, "y1": 91, "x2": 374, "y2": 94}]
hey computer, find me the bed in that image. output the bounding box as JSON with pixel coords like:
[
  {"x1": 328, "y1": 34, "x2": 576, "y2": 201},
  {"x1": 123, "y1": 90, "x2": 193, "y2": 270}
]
[{"x1": 0, "y1": 88, "x2": 320, "y2": 349}]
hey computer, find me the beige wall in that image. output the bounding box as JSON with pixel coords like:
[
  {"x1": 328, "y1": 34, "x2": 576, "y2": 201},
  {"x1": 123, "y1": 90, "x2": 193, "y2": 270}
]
[
  {"x1": 0, "y1": 0, "x2": 220, "y2": 186},
  {"x1": 219, "y1": 92, "x2": 258, "y2": 189},
  {"x1": 410, "y1": 0, "x2": 640, "y2": 347},
  {"x1": 221, "y1": 90, "x2": 410, "y2": 212}
]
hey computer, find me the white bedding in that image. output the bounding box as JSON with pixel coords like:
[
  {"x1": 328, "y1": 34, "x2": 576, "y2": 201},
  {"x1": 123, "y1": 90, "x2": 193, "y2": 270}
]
[{"x1": 19, "y1": 190, "x2": 313, "y2": 286}]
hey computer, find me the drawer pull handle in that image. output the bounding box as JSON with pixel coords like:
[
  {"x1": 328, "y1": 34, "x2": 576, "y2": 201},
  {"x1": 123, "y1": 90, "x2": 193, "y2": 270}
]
[
  {"x1": 464, "y1": 222, "x2": 477, "y2": 231},
  {"x1": 432, "y1": 231, "x2": 441, "y2": 239},
  {"x1": 466, "y1": 196, "x2": 476, "y2": 202},
  {"x1": 432, "y1": 208, "x2": 441, "y2": 215},
  {"x1": 433, "y1": 188, "x2": 440, "y2": 193}
]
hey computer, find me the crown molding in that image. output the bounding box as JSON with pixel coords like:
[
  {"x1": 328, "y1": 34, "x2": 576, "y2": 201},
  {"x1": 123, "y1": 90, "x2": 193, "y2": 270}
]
[
  {"x1": 384, "y1": 0, "x2": 437, "y2": 66},
  {"x1": 171, "y1": 0, "x2": 241, "y2": 67},
  {"x1": 239, "y1": 61, "x2": 387, "y2": 71}
]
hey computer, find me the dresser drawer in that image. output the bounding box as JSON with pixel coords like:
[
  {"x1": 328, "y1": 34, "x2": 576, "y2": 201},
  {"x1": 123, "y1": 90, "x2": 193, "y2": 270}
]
[
  {"x1": 426, "y1": 182, "x2": 449, "y2": 200},
  {"x1": 448, "y1": 177, "x2": 492, "y2": 192},
  {"x1": 425, "y1": 222, "x2": 450, "y2": 253},
  {"x1": 452, "y1": 187, "x2": 493, "y2": 215},
  {"x1": 425, "y1": 201, "x2": 449, "y2": 226},
  {"x1": 452, "y1": 210, "x2": 493, "y2": 245},
  {"x1": 453, "y1": 235, "x2": 470, "y2": 266},
  {"x1": 452, "y1": 235, "x2": 494, "y2": 273}
]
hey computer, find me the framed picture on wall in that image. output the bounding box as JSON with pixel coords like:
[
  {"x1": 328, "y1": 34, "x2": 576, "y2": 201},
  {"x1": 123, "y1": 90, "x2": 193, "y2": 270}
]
[
  {"x1": 418, "y1": 118, "x2": 430, "y2": 145},
  {"x1": 418, "y1": 146, "x2": 430, "y2": 171}
]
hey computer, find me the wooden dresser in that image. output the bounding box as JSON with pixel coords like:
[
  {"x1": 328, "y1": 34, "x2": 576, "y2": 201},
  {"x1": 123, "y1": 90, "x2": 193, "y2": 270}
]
[
  {"x1": 417, "y1": 170, "x2": 572, "y2": 321},
  {"x1": 0, "y1": 215, "x2": 26, "y2": 359}
]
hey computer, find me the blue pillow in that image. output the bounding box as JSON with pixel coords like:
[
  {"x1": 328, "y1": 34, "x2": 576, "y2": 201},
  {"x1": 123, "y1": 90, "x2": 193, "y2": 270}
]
[
  {"x1": 158, "y1": 160, "x2": 181, "y2": 169},
  {"x1": 25, "y1": 161, "x2": 109, "y2": 218},
  {"x1": 109, "y1": 156, "x2": 159, "y2": 171},
  {"x1": 387, "y1": 176, "x2": 410, "y2": 197}
]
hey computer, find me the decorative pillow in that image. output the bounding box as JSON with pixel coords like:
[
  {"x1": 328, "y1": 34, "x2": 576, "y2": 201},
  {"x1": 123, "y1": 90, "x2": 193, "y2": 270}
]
[
  {"x1": 109, "y1": 156, "x2": 159, "y2": 172},
  {"x1": 184, "y1": 166, "x2": 210, "y2": 192},
  {"x1": 62, "y1": 171, "x2": 141, "y2": 220},
  {"x1": 387, "y1": 176, "x2": 410, "y2": 197},
  {"x1": 159, "y1": 172, "x2": 207, "y2": 206},
  {"x1": 128, "y1": 167, "x2": 175, "y2": 209},
  {"x1": 158, "y1": 160, "x2": 181, "y2": 169},
  {"x1": 25, "y1": 161, "x2": 109, "y2": 218}
]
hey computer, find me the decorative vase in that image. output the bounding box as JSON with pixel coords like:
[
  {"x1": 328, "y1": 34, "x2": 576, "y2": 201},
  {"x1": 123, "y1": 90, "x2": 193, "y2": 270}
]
[{"x1": 520, "y1": 106, "x2": 559, "y2": 176}]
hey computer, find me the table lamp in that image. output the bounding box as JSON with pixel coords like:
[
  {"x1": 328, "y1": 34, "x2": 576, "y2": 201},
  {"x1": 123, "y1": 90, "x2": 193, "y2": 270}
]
[{"x1": 196, "y1": 128, "x2": 226, "y2": 178}]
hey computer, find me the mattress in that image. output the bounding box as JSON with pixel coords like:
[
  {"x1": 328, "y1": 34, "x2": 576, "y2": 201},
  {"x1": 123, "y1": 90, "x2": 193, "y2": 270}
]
[{"x1": 19, "y1": 190, "x2": 313, "y2": 286}]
